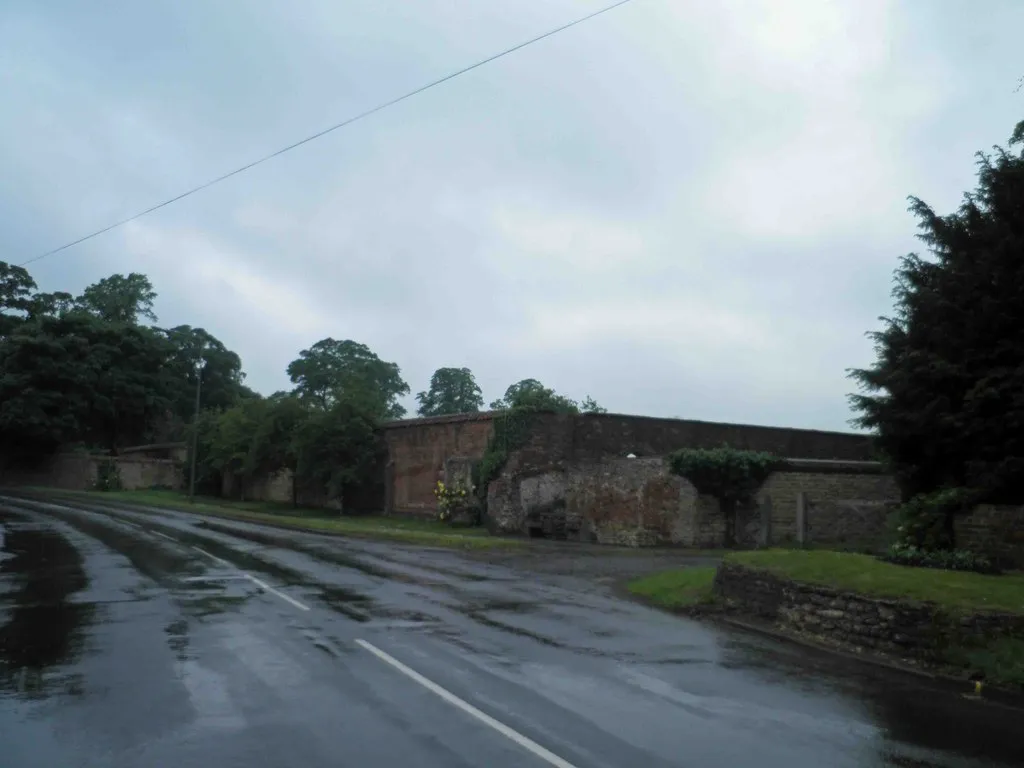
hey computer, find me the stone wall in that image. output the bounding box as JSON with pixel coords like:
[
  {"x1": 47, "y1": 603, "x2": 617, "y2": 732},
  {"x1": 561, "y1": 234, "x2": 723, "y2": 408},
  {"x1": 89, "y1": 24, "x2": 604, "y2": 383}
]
[
  {"x1": 756, "y1": 460, "x2": 900, "y2": 552},
  {"x1": 0, "y1": 453, "x2": 181, "y2": 491},
  {"x1": 570, "y1": 413, "x2": 876, "y2": 462},
  {"x1": 955, "y1": 505, "x2": 1024, "y2": 569},
  {"x1": 384, "y1": 410, "x2": 876, "y2": 519},
  {"x1": 489, "y1": 454, "x2": 901, "y2": 548},
  {"x1": 714, "y1": 561, "x2": 1024, "y2": 661},
  {"x1": 114, "y1": 457, "x2": 181, "y2": 490}
]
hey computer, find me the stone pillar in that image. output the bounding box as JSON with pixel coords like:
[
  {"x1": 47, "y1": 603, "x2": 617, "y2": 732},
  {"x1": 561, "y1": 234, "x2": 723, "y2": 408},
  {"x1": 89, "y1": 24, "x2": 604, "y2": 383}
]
[
  {"x1": 759, "y1": 495, "x2": 773, "y2": 548},
  {"x1": 796, "y1": 491, "x2": 807, "y2": 545}
]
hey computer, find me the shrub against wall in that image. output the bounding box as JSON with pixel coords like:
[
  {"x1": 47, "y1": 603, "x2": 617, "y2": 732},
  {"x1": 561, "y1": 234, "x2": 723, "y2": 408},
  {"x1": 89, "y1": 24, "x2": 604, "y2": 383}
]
[{"x1": 668, "y1": 446, "x2": 780, "y2": 545}]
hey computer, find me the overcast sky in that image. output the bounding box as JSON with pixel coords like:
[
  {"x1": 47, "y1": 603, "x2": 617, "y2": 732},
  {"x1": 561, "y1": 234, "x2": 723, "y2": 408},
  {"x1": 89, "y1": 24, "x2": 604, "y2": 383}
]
[{"x1": 2, "y1": 0, "x2": 1021, "y2": 432}]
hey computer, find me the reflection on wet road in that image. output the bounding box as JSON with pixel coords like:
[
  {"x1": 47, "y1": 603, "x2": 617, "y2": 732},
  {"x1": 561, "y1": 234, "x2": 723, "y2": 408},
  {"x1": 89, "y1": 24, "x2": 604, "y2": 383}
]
[{"x1": 1, "y1": 494, "x2": 1021, "y2": 767}]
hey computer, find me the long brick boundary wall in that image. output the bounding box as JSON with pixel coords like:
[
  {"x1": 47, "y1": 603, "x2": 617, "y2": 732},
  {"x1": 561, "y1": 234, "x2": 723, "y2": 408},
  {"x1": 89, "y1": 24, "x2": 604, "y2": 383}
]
[{"x1": 713, "y1": 561, "x2": 1024, "y2": 662}]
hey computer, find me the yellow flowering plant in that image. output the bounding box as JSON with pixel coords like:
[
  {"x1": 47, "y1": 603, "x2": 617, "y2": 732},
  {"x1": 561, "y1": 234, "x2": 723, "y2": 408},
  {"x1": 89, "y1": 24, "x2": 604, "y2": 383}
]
[{"x1": 433, "y1": 479, "x2": 474, "y2": 524}]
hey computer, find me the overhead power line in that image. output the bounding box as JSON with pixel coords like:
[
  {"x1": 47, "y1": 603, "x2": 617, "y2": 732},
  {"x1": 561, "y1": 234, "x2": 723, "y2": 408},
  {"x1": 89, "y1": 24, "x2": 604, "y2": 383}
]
[{"x1": 20, "y1": 0, "x2": 636, "y2": 268}]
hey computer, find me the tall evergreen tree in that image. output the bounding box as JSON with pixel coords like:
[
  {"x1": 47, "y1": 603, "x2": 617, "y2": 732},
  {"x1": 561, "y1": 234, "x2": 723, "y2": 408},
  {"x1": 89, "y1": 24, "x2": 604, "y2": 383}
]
[{"x1": 849, "y1": 120, "x2": 1024, "y2": 504}]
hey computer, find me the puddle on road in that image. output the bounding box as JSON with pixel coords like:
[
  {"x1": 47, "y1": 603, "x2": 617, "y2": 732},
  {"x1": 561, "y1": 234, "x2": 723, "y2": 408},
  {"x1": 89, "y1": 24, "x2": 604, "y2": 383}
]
[
  {"x1": 8, "y1": 502, "x2": 201, "y2": 586},
  {"x1": 0, "y1": 514, "x2": 95, "y2": 700}
]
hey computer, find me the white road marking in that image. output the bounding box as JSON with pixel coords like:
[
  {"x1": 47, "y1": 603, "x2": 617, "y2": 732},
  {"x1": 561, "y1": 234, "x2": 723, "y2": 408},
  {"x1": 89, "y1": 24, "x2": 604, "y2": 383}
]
[
  {"x1": 192, "y1": 545, "x2": 233, "y2": 568},
  {"x1": 244, "y1": 574, "x2": 310, "y2": 612},
  {"x1": 190, "y1": 545, "x2": 308, "y2": 611},
  {"x1": 153, "y1": 530, "x2": 177, "y2": 542},
  {"x1": 355, "y1": 639, "x2": 579, "y2": 768},
  {"x1": 182, "y1": 575, "x2": 251, "y2": 583}
]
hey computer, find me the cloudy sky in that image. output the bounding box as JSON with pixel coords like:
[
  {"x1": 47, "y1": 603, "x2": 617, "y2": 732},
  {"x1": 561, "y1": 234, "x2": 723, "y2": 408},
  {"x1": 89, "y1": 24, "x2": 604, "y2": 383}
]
[{"x1": 2, "y1": 0, "x2": 1021, "y2": 432}]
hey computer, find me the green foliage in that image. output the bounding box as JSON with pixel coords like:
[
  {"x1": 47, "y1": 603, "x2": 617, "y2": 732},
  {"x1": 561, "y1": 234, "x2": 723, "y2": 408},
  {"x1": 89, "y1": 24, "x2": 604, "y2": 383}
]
[
  {"x1": 160, "y1": 324, "x2": 249, "y2": 429},
  {"x1": 888, "y1": 487, "x2": 977, "y2": 551},
  {"x1": 881, "y1": 544, "x2": 999, "y2": 575},
  {"x1": 244, "y1": 394, "x2": 307, "y2": 481},
  {"x1": 0, "y1": 312, "x2": 174, "y2": 455},
  {"x1": 668, "y1": 446, "x2": 779, "y2": 546},
  {"x1": 203, "y1": 397, "x2": 269, "y2": 491},
  {"x1": 475, "y1": 407, "x2": 535, "y2": 498},
  {"x1": 849, "y1": 119, "x2": 1024, "y2": 504},
  {"x1": 291, "y1": 394, "x2": 380, "y2": 503},
  {"x1": 416, "y1": 367, "x2": 483, "y2": 416},
  {"x1": 488, "y1": 378, "x2": 581, "y2": 413},
  {"x1": 627, "y1": 567, "x2": 718, "y2": 610},
  {"x1": 287, "y1": 338, "x2": 409, "y2": 419},
  {"x1": 77, "y1": 272, "x2": 158, "y2": 324},
  {"x1": 475, "y1": 381, "x2": 605, "y2": 504},
  {"x1": 0, "y1": 261, "x2": 38, "y2": 338},
  {"x1": 93, "y1": 459, "x2": 124, "y2": 492},
  {"x1": 667, "y1": 446, "x2": 779, "y2": 504},
  {"x1": 580, "y1": 395, "x2": 607, "y2": 414}
]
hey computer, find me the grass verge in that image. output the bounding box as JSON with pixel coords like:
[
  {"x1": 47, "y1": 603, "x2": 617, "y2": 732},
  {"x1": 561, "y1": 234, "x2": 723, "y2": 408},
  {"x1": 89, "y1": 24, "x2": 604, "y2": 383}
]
[
  {"x1": 32, "y1": 488, "x2": 521, "y2": 550},
  {"x1": 725, "y1": 549, "x2": 1024, "y2": 614},
  {"x1": 627, "y1": 567, "x2": 717, "y2": 610}
]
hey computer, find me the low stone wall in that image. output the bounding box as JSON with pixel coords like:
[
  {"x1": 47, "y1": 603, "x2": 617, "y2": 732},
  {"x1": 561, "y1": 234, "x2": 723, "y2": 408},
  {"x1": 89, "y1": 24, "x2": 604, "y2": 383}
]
[
  {"x1": 955, "y1": 504, "x2": 1024, "y2": 569},
  {"x1": 0, "y1": 452, "x2": 182, "y2": 492},
  {"x1": 714, "y1": 562, "x2": 1024, "y2": 661}
]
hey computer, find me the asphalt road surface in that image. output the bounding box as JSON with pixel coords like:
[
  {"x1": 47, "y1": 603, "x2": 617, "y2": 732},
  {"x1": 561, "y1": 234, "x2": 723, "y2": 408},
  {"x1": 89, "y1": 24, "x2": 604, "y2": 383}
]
[{"x1": 1, "y1": 494, "x2": 1021, "y2": 768}]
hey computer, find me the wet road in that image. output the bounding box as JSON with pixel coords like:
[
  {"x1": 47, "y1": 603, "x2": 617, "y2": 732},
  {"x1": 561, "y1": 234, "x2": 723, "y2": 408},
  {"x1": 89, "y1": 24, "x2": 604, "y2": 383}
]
[{"x1": 1, "y1": 495, "x2": 1021, "y2": 767}]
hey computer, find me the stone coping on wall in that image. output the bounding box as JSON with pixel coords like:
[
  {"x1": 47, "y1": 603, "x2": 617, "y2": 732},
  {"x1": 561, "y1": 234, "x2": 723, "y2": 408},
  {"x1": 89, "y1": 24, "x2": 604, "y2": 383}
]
[
  {"x1": 379, "y1": 412, "x2": 498, "y2": 430},
  {"x1": 776, "y1": 458, "x2": 887, "y2": 475},
  {"x1": 378, "y1": 410, "x2": 872, "y2": 441},
  {"x1": 713, "y1": 561, "x2": 1024, "y2": 663}
]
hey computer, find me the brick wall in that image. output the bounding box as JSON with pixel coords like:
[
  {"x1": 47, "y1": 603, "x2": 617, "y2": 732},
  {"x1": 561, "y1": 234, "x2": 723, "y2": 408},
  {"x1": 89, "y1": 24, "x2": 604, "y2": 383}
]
[
  {"x1": 955, "y1": 505, "x2": 1024, "y2": 568},
  {"x1": 382, "y1": 413, "x2": 494, "y2": 516}
]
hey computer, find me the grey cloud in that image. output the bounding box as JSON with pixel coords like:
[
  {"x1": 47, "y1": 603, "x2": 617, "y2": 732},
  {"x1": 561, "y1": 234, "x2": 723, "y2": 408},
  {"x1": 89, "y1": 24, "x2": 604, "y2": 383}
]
[{"x1": 2, "y1": 0, "x2": 1022, "y2": 431}]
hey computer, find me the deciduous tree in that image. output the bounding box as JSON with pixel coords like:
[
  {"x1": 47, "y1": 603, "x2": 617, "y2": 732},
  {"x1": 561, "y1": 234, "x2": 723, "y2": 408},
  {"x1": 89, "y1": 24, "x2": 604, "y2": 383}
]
[
  {"x1": 287, "y1": 338, "x2": 409, "y2": 419},
  {"x1": 416, "y1": 367, "x2": 484, "y2": 416},
  {"x1": 76, "y1": 272, "x2": 157, "y2": 324}
]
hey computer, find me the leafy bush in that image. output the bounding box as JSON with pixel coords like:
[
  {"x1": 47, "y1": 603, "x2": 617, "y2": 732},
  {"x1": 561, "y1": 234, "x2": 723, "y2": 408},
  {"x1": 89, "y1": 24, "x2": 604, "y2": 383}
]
[
  {"x1": 667, "y1": 446, "x2": 780, "y2": 503},
  {"x1": 881, "y1": 543, "x2": 1000, "y2": 575},
  {"x1": 667, "y1": 446, "x2": 780, "y2": 546},
  {"x1": 93, "y1": 459, "x2": 123, "y2": 492},
  {"x1": 890, "y1": 487, "x2": 978, "y2": 551}
]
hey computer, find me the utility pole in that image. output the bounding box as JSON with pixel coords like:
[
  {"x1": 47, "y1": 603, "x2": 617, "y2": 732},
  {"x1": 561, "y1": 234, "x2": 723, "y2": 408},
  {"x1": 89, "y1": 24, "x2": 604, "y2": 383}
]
[{"x1": 188, "y1": 358, "x2": 205, "y2": 503}]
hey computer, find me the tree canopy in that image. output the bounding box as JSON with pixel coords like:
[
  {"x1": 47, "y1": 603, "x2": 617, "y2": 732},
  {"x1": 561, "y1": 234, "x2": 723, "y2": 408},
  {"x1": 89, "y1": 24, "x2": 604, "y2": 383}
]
[
  {"x1": 160, "y1": 325, "x2": 250, "y2": 425},
  {"x1": 0, "y1": 312, "x2": 172, "y2": 456},
  {"x1": 76, "y1": 272, "x2": 158, "y2": 324},
  {"x1": 287, "y1": 338, "x2": 409, "y2": 419},
  {"x1": 849, "y1": 119, "x2": 1024, "y2": 505},
  {"x1": 416, "y1": 367, "x2": 484, "y2": 417},
  {"x1": 488, "y1": 378, "x2": 604, "y2": 414}
]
